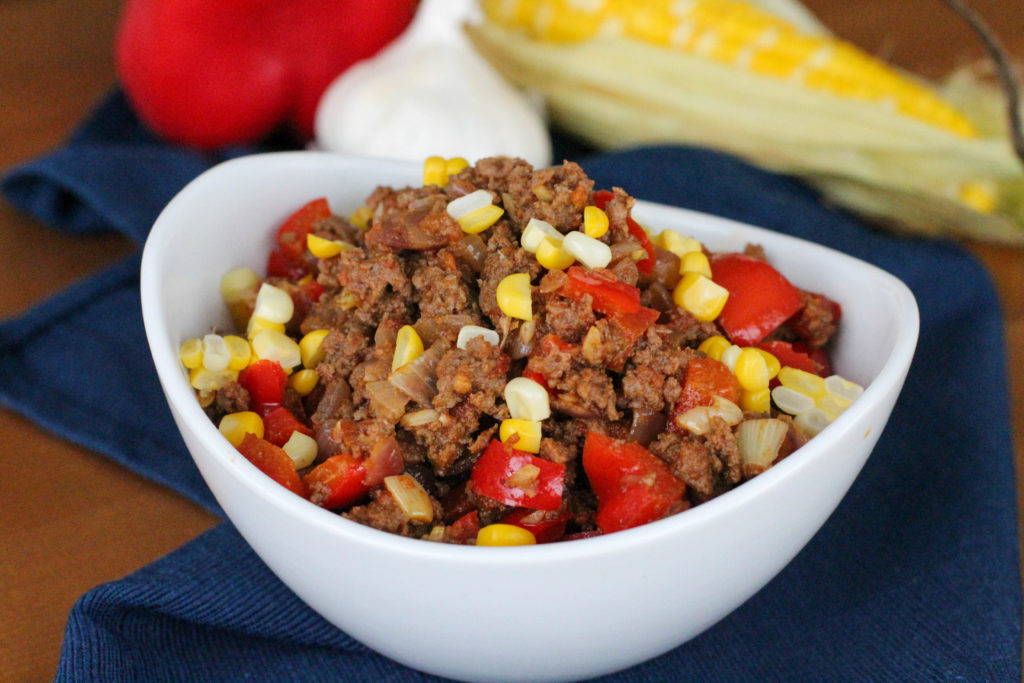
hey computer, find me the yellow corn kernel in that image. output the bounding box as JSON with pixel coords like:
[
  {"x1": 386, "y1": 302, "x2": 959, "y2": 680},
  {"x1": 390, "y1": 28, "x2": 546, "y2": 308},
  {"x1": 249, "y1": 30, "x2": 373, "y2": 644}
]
[
  {"x1": 189, "y1": 367, "x2": 238, "y2": 392},
  {"x1": 778, "y1": 366, "x2": 826, "y2": 397},
  {"x1": 252, "y1": 282, "x2": 294, "y2": 325},
  {"x1": 299, "y1": 329, "x2": 330, "y2": 368},
  {"x1": 499, "y1": 418, "x2": 543, "y2": 453},
  {"x1": 458, "y1": 205, "x2": 505, "y2": 234},
  {"x1": 246, "y1": 316, "x2": 286, "y2": 339},
  {"x1": 423, "y1": 155, "x2": 447, "y2": 186},
  {"x1": 958, "y1": 181, "x2": 996, "y2": 214},
  {"x1": 583, "y1": 205, "x2": 609, "y2": 238},
  {"x1": 392, "y1": 325, "x2": 425, "y2": 372},
  {"x1": 201, "y1": 334, "x2": 231, "y2": 372},
  {"x1": 816, "y1": 392, "x2": 852, "y2": 421},
  {"x1": 496, "y1": 273, "x2": 533, "y2": 321},
  {"x1": 697, "y1": 335, "x2": 731, "y2": 361},
  {"x1": 562, "y1": 231, "x2": 612, "y2": 269},
  {"x1": 824, "y1": 374, "x2": 864, "y2": 402},
  {"x1": 521, "y1": 217, "x2": 563, "y2": 253},
  {"x1": 672, "y1": 272, "x2": 729, "y2": 321},
  {"x1": 719, "y1": 343, "x2": 741, "y2": 373},
  {"x1": 250, "y1": 330, "x2": 302, "y2": 371},
  {"x1": 218, "y1": 411, "x2": 264, "y2": 447},
  {"x1": 477, "y1": 523, "x2": 536, "y2": 546},
  {"x1": 224, "y1": 335, "x2": 252, "y2": 371},
  {"x1": 680, "y1": 251, "x2": 712, "y2": 278},
  {"x1": 734, "y1": 347, "x2": 770, "y2": 391},
  {"x1": 282, "y1": 430, "x2": 318, "y2": 469},
  {"x1": 219, "y1": 266, "x2": 260, "y2": 305},
  {"x1": 349, "y1": 205, "x2": 373, "y2": 230},
  {"x1": 754, "y1": 348, "x2": 781, "y2": 380},
  {"x1": 307, "y1": 233, "x2": 351, "y2": 258},
  {"x1": 536, "y1": 236, "x2": 576, "y2": 270},
  {"x1": 771, "y1": 385, "x2": 816, "y2": 415},
  {"x1": 289, "y1": 368, "x2": 320, "y2": 396},
  {"x1": 658, "y1": 230, "x2": 703, "y2": 258},
  {"x1": 179, "y1": 337, "x2": 204, "y2": 369},
  {"x1": 446, "y1": 157, "x2": 469, "y2": 177},
  {"x1": 740, "y1": 387, "x2": 772, "y2": 414}
]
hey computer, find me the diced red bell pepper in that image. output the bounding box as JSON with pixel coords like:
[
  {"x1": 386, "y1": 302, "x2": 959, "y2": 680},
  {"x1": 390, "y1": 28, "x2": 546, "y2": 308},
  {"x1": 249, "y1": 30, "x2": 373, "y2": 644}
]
[
  {"x1": 277, "y1": 198, "x2": 330, "y2": 260},
  {"x1": 593, "y1": 189, "x2": 655, "y2": 274},
  {"x1": 757, "y1": 340, "x2": 829, "y2": 377},
  {"x1": 238, "y1": 360, "x2": 288, "y2": 416},
  {"x1": 672, "y1": 357, "x2": 742, "y2": 417},
  {"x1": 710, "y1": 253, "x2": 804, "y2": 346},
  {"x1": 470, "y1": 439, "x2": 565, "y2": 511},
  {"x1": 607, "y1": 305, "x2": 660, "y2": 345},
  {"x1": 448, "y1": 510, "x2": 480, "y2": 544},
  {"x1": 266, "y1": 247, "x2": 311, "y2": 281},
  {"x1": 501, "y1": 508, "x2": 571, "y2": 544},
  {"x1": 262, "y1": 407, "x2": 314, "y2": 448},
  {"x1": 560, "y1": 266, "x2": 641, "y2": 316},
  {"x1": 237, "y1": 433, "x2": 306, "y2": 498},
  {"x1": 582, "y1": 432, "x2": 687, "y2": 534},
  {"x1": 303, "y1": 452, "x2": 369, "y2": 510}
]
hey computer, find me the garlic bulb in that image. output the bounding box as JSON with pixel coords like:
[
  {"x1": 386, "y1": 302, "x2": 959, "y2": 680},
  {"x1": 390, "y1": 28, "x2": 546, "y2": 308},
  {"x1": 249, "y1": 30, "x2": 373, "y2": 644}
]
[{"x1": 314, "y1": 0, "x2": 551, "y2": 167}]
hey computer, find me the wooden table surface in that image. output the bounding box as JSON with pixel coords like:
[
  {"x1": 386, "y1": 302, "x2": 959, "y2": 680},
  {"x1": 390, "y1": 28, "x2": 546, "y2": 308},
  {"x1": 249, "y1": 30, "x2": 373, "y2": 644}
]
[{"x1": 2, "y1": 0, "x2": 1022, "y2": 679}]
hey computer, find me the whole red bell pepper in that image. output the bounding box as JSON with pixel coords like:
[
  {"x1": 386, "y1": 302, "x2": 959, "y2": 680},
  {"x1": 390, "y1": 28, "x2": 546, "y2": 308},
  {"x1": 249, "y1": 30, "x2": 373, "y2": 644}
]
[
  {"x1": 115, "y1": 0, "x2": 417, "y2": 148},
  {"x1": 710, "y1": 253, "x2": 804, "y2": 346},
  {"x1": 582, "y1": 432, "x2": 687, "y2": 534},
  {"x1": 469, "y1": 440, "x2": 565, "y2": 511}
]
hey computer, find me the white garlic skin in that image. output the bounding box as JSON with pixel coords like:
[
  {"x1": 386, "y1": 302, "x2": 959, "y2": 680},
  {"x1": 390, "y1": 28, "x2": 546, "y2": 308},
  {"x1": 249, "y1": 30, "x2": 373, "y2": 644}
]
[{"x1": 314, "y1": 0, "x2": 552, "y2": 167}]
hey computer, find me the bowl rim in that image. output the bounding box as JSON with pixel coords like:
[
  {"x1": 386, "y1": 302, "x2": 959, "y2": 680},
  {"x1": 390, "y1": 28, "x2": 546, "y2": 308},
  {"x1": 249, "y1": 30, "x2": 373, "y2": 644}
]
[{"x1": 141, "y1": 150, "x2": 920, "y2": 564}]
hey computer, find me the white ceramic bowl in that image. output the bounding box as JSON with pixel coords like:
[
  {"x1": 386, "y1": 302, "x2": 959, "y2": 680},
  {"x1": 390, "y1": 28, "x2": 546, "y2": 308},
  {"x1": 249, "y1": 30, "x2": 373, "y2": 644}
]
[{"x1": 141, "y1": 151, "x2": 918, "y2": 682}]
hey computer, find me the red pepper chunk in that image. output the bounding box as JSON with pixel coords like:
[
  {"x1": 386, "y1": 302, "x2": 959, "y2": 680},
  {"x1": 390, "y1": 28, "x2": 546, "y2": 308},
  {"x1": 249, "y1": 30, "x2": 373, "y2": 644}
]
[
  {"x1": 710, "y1": 253, "x2": 804, "y2": 346},
  {"x1": 607, "y1": 305, "x2": 660, "y2": 344},
  {"x1": 593, "y1": 189, "x2": 655, "y2": 274},
  {"x1": 238, "y1": 360, "x2": 288, "y2": 417},
  {"x1": 673, "y1": 357, "x2": 742, "y2": 417},
  {"x1": 757, "y1": 340, "x2": 829, "y2": 378},
  {"x1": 582, "y1": 432, "x2": 687, "y2": 534},
  {"x1": 237, "y1": 433, "x2": 306, "y2": 498},
  {"x1": 277, "y1": 198, "x2": 330, "y2": 259},
  {"x1": 501, "y1": 508, "x2": 571, "y2": 544},
  {"x1": 560, "y1": 266, "x2": 641, "y2": 316},
  {"x1": 303, "y1": 453, "x2": 370, "y2": 510},
  {"x1": 262, "y1": 407, "x2": 313, "y2": 448},
  {"x1": 470, "y1": 440, "x2": 565, "y2": 511}
]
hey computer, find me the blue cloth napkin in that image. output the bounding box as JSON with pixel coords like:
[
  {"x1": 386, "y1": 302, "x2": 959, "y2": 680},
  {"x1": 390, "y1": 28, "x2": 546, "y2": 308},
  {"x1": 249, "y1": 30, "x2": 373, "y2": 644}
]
[{"x1": 3, "y1": 90, "x2": 1019, "y2": 682}]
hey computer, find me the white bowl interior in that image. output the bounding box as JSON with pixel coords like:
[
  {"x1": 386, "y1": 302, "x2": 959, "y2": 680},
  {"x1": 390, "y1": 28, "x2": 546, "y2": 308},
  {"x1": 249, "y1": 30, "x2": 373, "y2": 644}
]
[{"x1": 141, "y1": 151, "x2": 918, "y2": 682}]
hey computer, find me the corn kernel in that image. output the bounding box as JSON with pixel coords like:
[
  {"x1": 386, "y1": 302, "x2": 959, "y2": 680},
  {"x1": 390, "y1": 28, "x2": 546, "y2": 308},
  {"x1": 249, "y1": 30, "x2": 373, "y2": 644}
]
[
  {"x1": 246, "y1": 316, "x2": 286, "y2": 339},
  {"x1": 282, "y1": 430, "x2": 318, "y2": 469},
  {"x1": 456, "y1": 205, "x2": 505, "y2": 234},
  {"x1": 778, "y1": 366, "x2": 826, "y2": 397},
  {"x1": 824, "y1": 375, "x2": 864, "y2": 402},
  {"x1": 755, "y1": 348, "x2": 781, "y2": 380},
  {"x1": 499, "y1": 418, "x2": 543, "y2": 453},
  {"x1": 583, "y1": 205, "x2": 609, "y2": 238},
  {"x1": 224, "y1": 335, "x2": 252, "y2": 370},
  {"x1": 795, "y1": 408, "x2": 831, "y2": 437},
  {"x1": 719, "y1": 343, "x2": 742, "y2": 372},
  {"x1": 536, "y1": 236, "x2": 576, "y2": 270},
  {"x1": 445, "y1": 157, "x2": 469, "y2": 178},
  {"x1": 816, "y1": 392, "x2": 853, "y2": 421},
  {"x1": 179, "y1": 337, "x2": 204, "y2": 369},
  {"x1": 456, "y1": 325, "x2": 500, "y2": 350},
  {"x1": 307, "y1": 233, "x2": 351, "y2": 258},
  {"x1": 680, "y1": 251, "x2": 712, "y2": 278},
  {"x1": 392, "y1": 325, "x2": 425, "y2": 372},
  {"x1": 697, "y1": 335, "x2": 730, "y2": 361},
  {"x1": 496, "y1": 273, "x2": 533, "y2": 321},
  {"x1": 562, "y1": 231, "x2": 612, "y2": 269},
  {"x1": 672, "y1": 272, "x2": 729, "y2": 321},
  {"x1": 447, "y1": 189, "x2": 496, "y2": 220},
  {"x1": 423, "y1": 155, "x2": 447, "y2": 186},
  {"x1": 740, "y1": 387, "x2": 772, "y2": 414},
  {"x1": 250, "y1": 330, "x2": 302, "y2": 371},
  {"x1": 219, "y1": 266, "x2": 260, "y2": 305},
  {"x1": 734, "y1": 347, "x2": 770, "y2": 391},
  {"x1": 771, "y1": 385, "x2": 815, "y2": 415},
  {"x1": 504, "y1": 376, "x2": 551, "y2": 421},
  {"x1": 477, "y1": 523, "x2": 536, "y2": 546},
  {"x1": 289, "y1": 368, "x2": 320, "y2": 396},
  {"x1": 190, "y1": 367, "x2": 238, "y2": 392},
  {"x1": 218, "y1": 411, "x2": 264, "y2": 447},
  {"x1": 349, "y1": 206, "x2": 373, "y2": 230},
  {"x1": 201, "y1": 334, "x2": 231, "y2": 372},
  {"x1": 299, "y1": 329, "x2": 330, "y2": 368},
  {"x1": 520, "y1": 217, "x2": 563, "y2": 253},
  {"x1": 659, "y1": 230, "x2": 703, "y2": 258},
  {"x1": 252, "y1": 282, "x2": 294, "y2": 325}
]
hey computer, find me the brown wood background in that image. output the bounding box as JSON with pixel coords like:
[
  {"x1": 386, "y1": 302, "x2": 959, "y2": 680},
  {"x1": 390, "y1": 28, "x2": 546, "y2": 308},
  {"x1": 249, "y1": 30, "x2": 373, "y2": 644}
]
[{"x1": 1, "y1": 0, "x2": 1021, "y2": 678}]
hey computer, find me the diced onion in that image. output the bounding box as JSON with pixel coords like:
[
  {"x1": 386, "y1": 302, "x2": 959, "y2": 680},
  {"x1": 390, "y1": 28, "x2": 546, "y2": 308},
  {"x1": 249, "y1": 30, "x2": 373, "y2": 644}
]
[{"x1": 384, "y1": 474, "x2": 434, "y2": 523}]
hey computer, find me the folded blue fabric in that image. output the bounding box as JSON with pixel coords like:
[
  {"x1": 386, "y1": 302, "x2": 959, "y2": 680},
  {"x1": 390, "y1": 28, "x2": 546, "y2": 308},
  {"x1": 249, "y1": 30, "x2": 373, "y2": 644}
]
[{"x1": 3, "y1": 91, "x2": 1019, "y2": 681}]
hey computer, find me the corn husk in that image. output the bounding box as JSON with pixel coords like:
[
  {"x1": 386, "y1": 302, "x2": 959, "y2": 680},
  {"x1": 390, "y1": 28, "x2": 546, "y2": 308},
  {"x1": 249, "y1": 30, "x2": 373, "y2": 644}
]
[{"x1": 466, "y1": 14, "x2": 1024, "y2": 245}]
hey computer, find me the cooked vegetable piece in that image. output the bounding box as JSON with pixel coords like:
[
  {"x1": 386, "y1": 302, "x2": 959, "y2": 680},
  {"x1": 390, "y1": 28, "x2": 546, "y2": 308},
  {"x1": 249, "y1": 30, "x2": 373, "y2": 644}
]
[
  {"x1": 238, "y1": 359, "x2": 288, "y2": 416},
  {"x1": 469, "y1": 439, "x2": 565, "y2": 510},
  {"x1": 237, "y1": 433, "x2": 307, "y2": 497},
  {"x1": 304, "y1": 453, "x2": 370, "y2": 509},
  {"x1": 560, "y1": 266, "x2": 641, "y2": 315},
  {"x1": 673, "y1": 357, "x2": 742, "y2": 417},
  {"x1": 711, "y1": 253, "x2": 804, "y2": 345}
]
